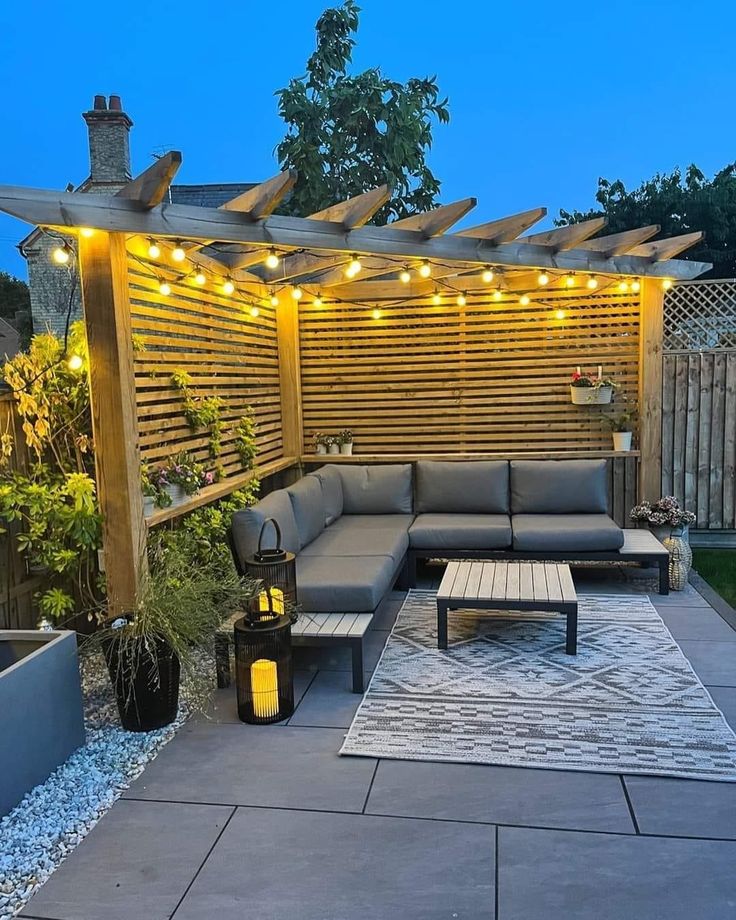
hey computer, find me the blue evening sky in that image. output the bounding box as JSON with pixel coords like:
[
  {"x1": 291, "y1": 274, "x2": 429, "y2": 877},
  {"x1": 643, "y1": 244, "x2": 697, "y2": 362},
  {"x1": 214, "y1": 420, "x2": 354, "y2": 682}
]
[{"x1": 0, "y1": 0, "x2": 734, "y2": 277}]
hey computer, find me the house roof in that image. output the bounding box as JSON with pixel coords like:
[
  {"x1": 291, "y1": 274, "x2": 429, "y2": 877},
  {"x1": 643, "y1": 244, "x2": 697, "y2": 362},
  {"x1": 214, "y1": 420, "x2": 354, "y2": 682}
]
[{"x1": 169, "y1": 183, "x2": 255, "y2": 208}]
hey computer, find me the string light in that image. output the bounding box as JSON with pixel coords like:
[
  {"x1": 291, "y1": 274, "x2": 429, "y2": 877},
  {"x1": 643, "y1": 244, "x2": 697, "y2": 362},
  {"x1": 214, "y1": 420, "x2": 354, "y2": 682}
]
[
  {"x1": 418, "y1": 261, "x2": 432, "y2": 278},
  {"x1": 519, "y1": 294, "x2": 531, "y2": 306},
  {"x1": 537, "y1": 271, "x2": 550, "y2": 286},
  {"x1": 631, "y1": 279, "x2": 641, "y2": 293},
  {"x1": 564, "y1": 273, "x2": 576, "y2": 288},
  {"x1": 432, "y1": 290, "x2": 442, "y2": 305},
  {"x1": 291, "y1": 286, "x2": 303, "y2": 300},
  {"x1": 147, "y1": 239, "x2": 161, "y2": 259},
  {"x1": 313, "y1": 294, "x2": 323, "y2": 308},
  {"x1": 172, "y1": 242, "x2": 186, "y2": 263},
  {"x1": 67, "y1": 354, "x2": 83, "y2": 371},
  {"x1": 555, "y1": 308, "x2": 566, "y2": 320},
  {"x1": 662, "y1": 278, "x2": 673, "y2": 290},
  {"x1": 250, "y1": 306, "x2": 260, "y2": 318},
  {"x1": 269, "y1": 291, "x2": 279, "y2": 307},
  {"x1": 399, "y1": 268, "x2": 411, "y2": 284},
  {"x1": 481, "y1": 266, "x2": 494, "y2": 284},
  {"x1": 345, "y1": 255, "x2": 362, "y2": 278},
  {"x1": 492, "y1": 287, "x2": 503, "y2": 302},
  {"x1": 457, "y1": 292, "x2": 467, "y2": 307},
  {"x1": 79, "y1": 227, "x2": 94, "y2": 238},
  {"x1": 52, "y1": 244, "x2": 72, "y2": 265},
  {"x1": 158, "y1": 280, "x2": 171, "y2": 296},
  {"x1": 587, "y1": 275, "x2": 598, "y2": 290},
  {"x1": 265, "y1": 249, "x2": 280, "y2": 269},
  {"x1": 222, "y1": 278, "x2": 235, "y2": 295},
  {"x1": 618, "y1": 280, "x2": 630, "y2": 293},
  {"x1": 193, "y1": 270, "x2": 206, "y2": 286},
  {"x1": 371, "y1": 308, "x2": 382, "y2": 320}
]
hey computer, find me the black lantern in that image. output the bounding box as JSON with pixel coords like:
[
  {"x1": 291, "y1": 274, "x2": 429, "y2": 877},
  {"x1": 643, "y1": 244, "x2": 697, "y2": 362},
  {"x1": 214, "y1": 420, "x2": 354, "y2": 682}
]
[
  {"x1": 243, "y1": 518, "x2": 297, "y2": 619},
  {"x1": 234, "y1": 611, "x2": 294, "y2": 724}
]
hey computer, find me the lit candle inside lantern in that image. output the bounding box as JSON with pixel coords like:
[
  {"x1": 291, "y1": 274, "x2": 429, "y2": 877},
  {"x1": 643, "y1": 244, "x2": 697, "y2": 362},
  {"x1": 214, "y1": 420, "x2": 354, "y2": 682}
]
[
  {"x1": 598, "y1": 365, "x2": 602, "y2": 380},
  {"x1": 251, "y1": 659, "x2": 279, "y2": 719},
  {"x1": 258, "y1": 587, "x2": 285, "y2": 618}
]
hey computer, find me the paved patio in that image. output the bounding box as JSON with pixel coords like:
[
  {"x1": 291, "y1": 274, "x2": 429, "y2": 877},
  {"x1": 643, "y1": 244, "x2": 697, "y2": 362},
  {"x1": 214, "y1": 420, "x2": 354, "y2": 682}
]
[{"x1": 20, "y1": 565, "x2": 736, "y2": 920}]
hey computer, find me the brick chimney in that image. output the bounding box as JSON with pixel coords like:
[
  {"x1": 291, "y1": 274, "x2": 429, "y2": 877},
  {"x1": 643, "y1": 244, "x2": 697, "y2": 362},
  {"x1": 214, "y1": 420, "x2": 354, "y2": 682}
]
[{"x1": 82, "y1": 95, "x2": 133, "y2": 188}]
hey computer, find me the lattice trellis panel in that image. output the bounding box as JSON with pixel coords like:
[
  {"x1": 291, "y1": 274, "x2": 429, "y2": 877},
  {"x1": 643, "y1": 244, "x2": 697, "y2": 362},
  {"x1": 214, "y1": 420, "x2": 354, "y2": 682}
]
[{"x1": 664, "y1": 280, "x2": 736, "y2": 352}]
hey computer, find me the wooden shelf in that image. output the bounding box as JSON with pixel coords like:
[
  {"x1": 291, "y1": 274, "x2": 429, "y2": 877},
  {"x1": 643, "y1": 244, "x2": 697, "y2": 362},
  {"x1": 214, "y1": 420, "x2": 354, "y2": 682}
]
[{"x1": 301, "y1": 451, "x2": 641, "y2": 464}]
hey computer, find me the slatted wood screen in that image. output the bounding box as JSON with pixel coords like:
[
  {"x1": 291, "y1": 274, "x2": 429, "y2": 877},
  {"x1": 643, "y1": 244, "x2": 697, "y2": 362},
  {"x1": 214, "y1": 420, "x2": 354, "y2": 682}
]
[
  {"x1": 661, "y1": 352, "x2": 736, "y2": 529},
  {"x1": 127, "y1": 258, "x2": 283, "y2": 477},
  {"x1": 300, "y1": 289, "x2": 640, "y2": 455}
]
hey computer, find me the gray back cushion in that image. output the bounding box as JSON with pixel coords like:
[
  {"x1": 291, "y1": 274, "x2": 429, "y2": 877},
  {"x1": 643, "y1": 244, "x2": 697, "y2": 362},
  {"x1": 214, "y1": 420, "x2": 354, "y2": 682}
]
[
  {"x1": 510, "y1": 459, "x2": 608, "y2": 514},
  {"x1": 416, "y1": 460, "x2": 509, "y2": 513},
  {"x1": 286, "y1": 476, "x2": 325, "y2": 549},
  {"x1": 337, "y1": 464, "x2": 413, "y2": 514},
  {"x1": 308, "y1": 465, "x2": 344, "y2": 526},
  {"x1": 230, "y1": 489, "x2": 300, "y2": 568}
]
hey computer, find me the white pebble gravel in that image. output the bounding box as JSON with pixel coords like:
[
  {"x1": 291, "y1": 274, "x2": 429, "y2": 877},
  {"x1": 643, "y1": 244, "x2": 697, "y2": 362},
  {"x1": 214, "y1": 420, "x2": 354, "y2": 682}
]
[{"x1": 0, "y1": 649, "x2": 194, "y2": 919}]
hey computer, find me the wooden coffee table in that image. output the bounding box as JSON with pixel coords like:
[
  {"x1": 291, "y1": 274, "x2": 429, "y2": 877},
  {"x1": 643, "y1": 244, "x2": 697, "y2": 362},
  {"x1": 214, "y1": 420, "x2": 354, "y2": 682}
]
[{"x1": 436, "y1": 560, "x2": 579, "y2": 654}]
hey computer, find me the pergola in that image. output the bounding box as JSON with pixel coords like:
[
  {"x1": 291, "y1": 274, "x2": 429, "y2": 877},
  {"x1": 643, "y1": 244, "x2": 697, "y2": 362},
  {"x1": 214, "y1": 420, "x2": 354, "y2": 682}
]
[{"x1": 0, "y1": 152, "x2": 710, "y2": 614}]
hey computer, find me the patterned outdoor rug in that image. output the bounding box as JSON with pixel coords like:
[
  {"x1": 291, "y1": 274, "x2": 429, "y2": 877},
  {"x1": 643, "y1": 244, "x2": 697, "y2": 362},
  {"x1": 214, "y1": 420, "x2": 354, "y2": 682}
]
[{"x1": 340, "y1": 591, "x2": 736, "y2": 781}]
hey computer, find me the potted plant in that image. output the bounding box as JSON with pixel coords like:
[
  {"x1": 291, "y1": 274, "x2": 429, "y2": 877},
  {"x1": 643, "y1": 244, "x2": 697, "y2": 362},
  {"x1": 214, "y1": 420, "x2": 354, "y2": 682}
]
[
  {"x1": 604, "y1": 407, "x2": 637, "y2": 451},
  {"x1": 160, "y1": 452, "x2": 202, "y2": 506},
  {"x1": 313, "y1": 432, "x2": 328, "y2": 455},
  {"x1": 338, "y1": 429, "x2": 354, "y2": 456},
  {"x1": 97, "y1": 538, "x2": 257, "y2": 732},
  {"x1": 570, "y1": 367, "x2": 615, "y2": 405},
  {"x1": 326, "y1": 436, "x2": 340, "y2": 456},
  {"x1": 630, "y1": 497, "x2": 696, "y2": 543},
  {"x1": 141, "y1": 466, "x2": 159, "y2": 516}
]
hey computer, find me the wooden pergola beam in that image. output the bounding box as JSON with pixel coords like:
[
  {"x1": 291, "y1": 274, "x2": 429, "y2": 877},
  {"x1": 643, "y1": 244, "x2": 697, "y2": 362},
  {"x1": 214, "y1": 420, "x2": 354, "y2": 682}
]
[
  {"x1": 454, "y1": 207, "x2": 547, "y2": 244},
  {"x1": 116, "y1": 151, "x2": 182, "y2": 209},
  {"x1": 520, "y1": 217, "x2": 608, "y2": 251},
  {"x1": 390, "y1": 197, "x2": 477, "y2": 238},
  {"x1": 0, "y1": 185, "x2": 710, "y2": 279},
  {"x1": 220, "y1": 169, "x2": 297, "y2": 218},
  {"x1": 629, "y1": 231, "x2": 705, "y2": 261},
  {"x1": 576, "y1": 225, "x2": 660, "y2": 257}
]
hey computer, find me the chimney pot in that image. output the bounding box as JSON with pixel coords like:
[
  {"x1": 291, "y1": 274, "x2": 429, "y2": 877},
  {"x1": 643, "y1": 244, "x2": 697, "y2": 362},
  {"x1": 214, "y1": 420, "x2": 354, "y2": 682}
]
[
  {"x1": 93, "y1": 94, "x2": 107, "y2": 110},
  {"x1": 109, "y1": 95, "x2": 122, "y2": 111}
]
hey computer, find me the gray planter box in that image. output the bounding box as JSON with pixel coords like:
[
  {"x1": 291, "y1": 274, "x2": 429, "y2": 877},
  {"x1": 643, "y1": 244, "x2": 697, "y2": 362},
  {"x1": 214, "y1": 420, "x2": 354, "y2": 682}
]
[{"x1": 0, "y1": 630, "x2": 85, "y2": 816}]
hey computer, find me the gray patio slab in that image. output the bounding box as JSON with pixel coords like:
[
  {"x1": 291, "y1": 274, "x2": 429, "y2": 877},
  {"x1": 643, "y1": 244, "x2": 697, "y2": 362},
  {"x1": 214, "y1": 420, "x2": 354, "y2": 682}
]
[
  {"x1": 171, "y1": 806, "x2": 495, "y2": 920},
  {"x1": 657, "y1": 605, "x2": 736, "y2": 641},
  {"x1": 624, "y1": 775, "x2": 736, "y2": 839},
  {"x1": 288, "y1": 669, "x2": 361, "y2": 728},
  {"x1": 651, "y1": 585, "x2": 711, "y2": 607},
  {"x1": 709, "y1": 685, "x2": 736, "y2": 729},
  {"x1": 20, "y1": 799, "x2": 231, "y2": 920},
  {"x1": 201, "y1": 670, "x2": 314, "y2": 724},
  {"x1": 497, "y1": 826, "x2": 736, "y2": 920},
  {"x1": 677, "y1": 639, "x2": 736, "y2": 686},
  {"x1": 124, "y1": 723, "x2": 376, "y2": 813},
  {"x1": 365, "y1": 760, "x2": 635, "y2": 833}
]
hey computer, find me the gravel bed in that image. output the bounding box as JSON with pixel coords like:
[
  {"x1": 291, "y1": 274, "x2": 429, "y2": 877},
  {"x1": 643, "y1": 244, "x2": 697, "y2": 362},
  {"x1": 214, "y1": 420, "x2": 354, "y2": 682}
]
[{"x1": 0, "y1": 648, "x2": 198, "y2": 919}]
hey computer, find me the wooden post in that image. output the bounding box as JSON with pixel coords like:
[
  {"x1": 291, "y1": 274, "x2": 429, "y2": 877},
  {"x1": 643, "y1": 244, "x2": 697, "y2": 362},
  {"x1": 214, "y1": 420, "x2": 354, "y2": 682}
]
[
  {"x1": 638, "y1": 278, "x2": 665, "y2": 501},
  {"x1": 276, "y1": 298, "x2": 303, "y2": 459},
  {"x1": 78, "y1": 231, "x2": 145, "y2": 616}
]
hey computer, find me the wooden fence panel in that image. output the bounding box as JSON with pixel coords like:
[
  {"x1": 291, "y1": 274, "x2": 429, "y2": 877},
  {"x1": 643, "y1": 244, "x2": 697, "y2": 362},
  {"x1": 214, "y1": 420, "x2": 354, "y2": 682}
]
[{"x1": 299, "y1": 289, "x2": 641, "y2": 455}]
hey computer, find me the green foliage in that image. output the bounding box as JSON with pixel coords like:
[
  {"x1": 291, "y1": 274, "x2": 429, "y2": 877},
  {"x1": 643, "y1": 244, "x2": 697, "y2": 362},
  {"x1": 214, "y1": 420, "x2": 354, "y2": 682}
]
[
  {"x1": 171, "y1": 370, "x2": 224, "y2": 459},
  {"x1": 0, "y1": 271, "x2": 32, "y2": 348},
  {"x1": 692, "y1": 549, "x2": 736, "y2": 608},
  {"x1": 234, "y1": 411, "x2": 257, "y2": 469},
  {"x1": 275, "y1": 0, "x2": 449, "y2": 222},
  {"x1": 557, "y1": 164, "x2": 736, "y2": 278}
]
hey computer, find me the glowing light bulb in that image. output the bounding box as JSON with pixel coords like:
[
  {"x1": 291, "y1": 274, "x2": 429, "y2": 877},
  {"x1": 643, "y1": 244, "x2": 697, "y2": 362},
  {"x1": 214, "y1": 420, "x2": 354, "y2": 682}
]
[
  {"x1": 193, "y1": 270, "x2": 206, "y2": 286},
  {"x1": 432, "y1": 291, "x2": 442, "y2": 306},
  {"x1": 250, "y1": 306, "x2": 260, "y2": 318},
  {"x1": 662, "y1": 278, "x2": 673, "y2": 290},
  {"x1": 265, "y1": 249, "x2": 280, "y2": 269},
  {"x1": 618, "y1": 280, "x2": 630, "y2": 293},
  {"x1": 399, "y1": 269, "x2": 411, "y2": 284},
  {"x1": 172, "y1": 243, "x2": 186, "y2": 263},
  {"x1": 347, "y1": 255, "x2": 362, "y2": 277},
  {"x1": 564, "y1": 273, "x2": 576, "y2": 288},
  {"x1": 222, "y1": 279, "x2": 235, "y2": 295},
  {"x1": 147, "y1": 240, "x2": 161, "y2": 259},
  {"x1": 291, "y1": 286, "x2": 303, "y2": 300},
  {"x1": 52, "y1": 245, "x2": 71, "y2": 265},
  {"x1": 371, "y1": 308, "x2": 382, "y2": 320},
  {"x1": 418, "y1": 261, "x2": 432, "y2": 278},
  {"x1": 519, "y1": 294, "x2": 531, "y2": 306},
  {"x1": 481, "y1": 266, "x2": 494, "y2": 284},
  {"x1": 270, "y1": 293, "x2": 280, "y2": 307},
  {"x1": 587, "y1": 275, "x2": 598, "y2": 290},
  {"x1": 313, "y1": 295, "x2": 323, "y2": 308},
  {"x1": 492, "y1": 288, "x2": 503, "y2": 302},
  {"x1": 537, "y1": 271, "x2": 550, "y2": 286},
  {"x1": 159, "y1": 280, "x2": 171, "y2": 296},
  {"x1": 457, "y1": 293, "x2": 467, "y2": 307},
  {"x1": 555, "y1": 309, "x2": 566, "y2": 320},
  {"x1": 67, "y1": 354, "x2": 83, "y2": 371},
  {"x1": 79, "y1": 227, "x2": 94, "y2": 238},
  {"x1": 631, "y1": 279, "x2": 641, "y2": 293}
]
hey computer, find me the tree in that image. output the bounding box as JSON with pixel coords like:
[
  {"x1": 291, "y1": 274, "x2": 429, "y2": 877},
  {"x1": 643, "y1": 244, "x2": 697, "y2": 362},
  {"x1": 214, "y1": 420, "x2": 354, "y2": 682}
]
[
  {"x1": 275, "y1": 0, "x2": 449, "y2": 223},
  {"x1": 0, "y1": 271, "x2": 32, "y2": 347},
  {"x1": 557, "y1": 164, "x2": 736, "y2": 278}
]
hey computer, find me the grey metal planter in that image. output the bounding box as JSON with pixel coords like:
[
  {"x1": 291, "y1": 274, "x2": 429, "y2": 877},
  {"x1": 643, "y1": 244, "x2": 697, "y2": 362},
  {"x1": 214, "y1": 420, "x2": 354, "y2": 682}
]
[{"x1": 0, "y1": 630, "x2": 85, "y2": 817}]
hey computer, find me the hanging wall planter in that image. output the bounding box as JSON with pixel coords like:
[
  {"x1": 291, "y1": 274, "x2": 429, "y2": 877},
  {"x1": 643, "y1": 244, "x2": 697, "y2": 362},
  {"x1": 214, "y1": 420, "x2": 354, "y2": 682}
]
[{"x1": 570, "y1": 366, "x2": 615, "y2": 405}]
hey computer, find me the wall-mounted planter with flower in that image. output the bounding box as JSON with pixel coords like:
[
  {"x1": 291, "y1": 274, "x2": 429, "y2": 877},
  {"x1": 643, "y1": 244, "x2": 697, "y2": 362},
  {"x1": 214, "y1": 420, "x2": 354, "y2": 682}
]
[{"x1": 570, "y1": 367, "x2": 615, "y2": 405}]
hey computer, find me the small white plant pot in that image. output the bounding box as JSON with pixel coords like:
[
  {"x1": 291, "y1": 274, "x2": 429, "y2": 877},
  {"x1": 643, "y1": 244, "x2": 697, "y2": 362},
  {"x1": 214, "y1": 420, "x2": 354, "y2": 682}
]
[
  {"x1": 612, "y1": 431, "x2": 633, "y2": 451},
  {"x1": 165, "y1": 483, "x2": 185, "y2": 506},
  {"x1": 339, "y1": 442, "x2": 353, "y2": 455},
  {"x1": 143, "y1": 495, "x2": 156, "y2": 517},
  {"x1": 315, "y1": 444, "x2": 327, "y2": 455},
  {"x1": 328, "y1": 443, "x2": 340, "y2": 455}
]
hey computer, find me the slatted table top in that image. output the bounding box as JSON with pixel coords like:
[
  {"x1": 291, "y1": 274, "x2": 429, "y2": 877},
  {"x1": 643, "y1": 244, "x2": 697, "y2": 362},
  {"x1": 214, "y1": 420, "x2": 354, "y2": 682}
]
[{"x1": 437, "y1": 560, "x2": 577, "y2": 607}]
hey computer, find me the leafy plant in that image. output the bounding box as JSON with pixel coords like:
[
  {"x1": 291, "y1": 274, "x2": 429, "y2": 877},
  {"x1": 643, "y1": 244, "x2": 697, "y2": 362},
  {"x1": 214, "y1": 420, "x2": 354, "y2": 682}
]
[
  {"x1": 163, "y1": 452, "x2": 203, "y2": 496},
  {"x1": 171, "y1": 370, "x2": 224, "y2": 459},
  {"x1": 337, "y1": 428, "x2": 353, "y2": 444},
  {"x1": 275, "y1": 0, "x2": 449, "y2": 223},
  {"x1": 630, "y1": 497, "x2": 696, "y2": 529},
  {"x1": 234, "y1": 411, "x2": 257, "y2": 469},
  {"x1": 604, "y1": 410, "x2": 637, "y2": 433},
  {"x1": 570, "y1": 370, "x2": 616, "y2": 390}
]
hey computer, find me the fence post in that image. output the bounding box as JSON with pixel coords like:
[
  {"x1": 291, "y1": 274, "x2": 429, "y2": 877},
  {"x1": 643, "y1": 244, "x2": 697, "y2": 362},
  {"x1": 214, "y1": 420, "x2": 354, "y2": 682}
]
[
  {"x1": 277, "y1": 298, "x2": 303, "y2": 460},
  {"x1": 639, "y1": 278, "x2": 664, "y2": 501}
]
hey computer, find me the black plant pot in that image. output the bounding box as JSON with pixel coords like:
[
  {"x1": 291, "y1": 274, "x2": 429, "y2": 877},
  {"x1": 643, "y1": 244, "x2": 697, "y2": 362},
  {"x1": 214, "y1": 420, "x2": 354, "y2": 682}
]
[{"x1": 102, "y1": 633, "x2": 180, "y2": 732}]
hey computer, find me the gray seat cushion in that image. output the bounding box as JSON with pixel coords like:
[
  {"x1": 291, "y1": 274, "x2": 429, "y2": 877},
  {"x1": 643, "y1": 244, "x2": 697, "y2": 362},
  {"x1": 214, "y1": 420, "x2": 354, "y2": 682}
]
[
  {"x1": 337, "y1": 464, "x2": 413, "y2": 514},
  {"x1": 415, "y1": 460, "x2": 509, "y2": 513},
  {"x1": 231, "y1": 490, "x2": 300, "y2": 567},
  {"x1": 309, "y1": 465, "x2": 343, "y2": 526},
  {"x1": 296, "y1": 554, "x2": 396, "y2": 612},
  {"x1": 301, "y1": 515, "x2": 409, "y2": 562},
  {"x1": 409, "y1": 514, "x2": 512, "y2": 550},
  {"x1": 510, "y1": 460, "x2": 609, "y2": 514},
  {"x1": 286, "y1": 476, "x2": 325, "y2": 550},
  {"x1": 512, "y1": 514, "x2": 624, "y2": 552}
]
